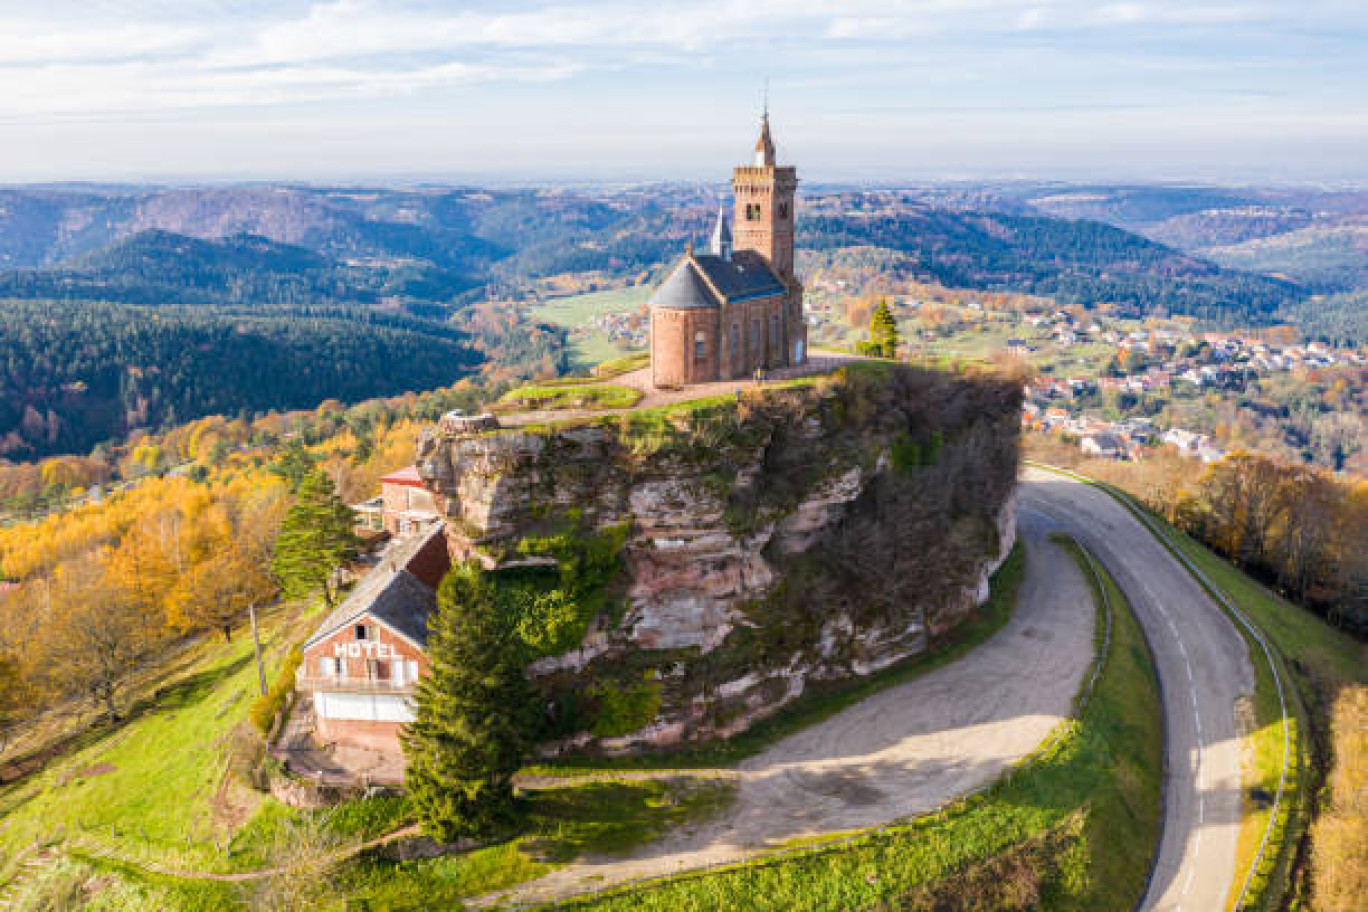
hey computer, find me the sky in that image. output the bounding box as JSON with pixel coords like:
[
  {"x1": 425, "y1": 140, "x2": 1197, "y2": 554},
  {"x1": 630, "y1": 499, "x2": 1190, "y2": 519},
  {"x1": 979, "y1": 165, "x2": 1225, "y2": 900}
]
[{"x1": 1, "y1": 0, "x2": 1366, "y2": 184}]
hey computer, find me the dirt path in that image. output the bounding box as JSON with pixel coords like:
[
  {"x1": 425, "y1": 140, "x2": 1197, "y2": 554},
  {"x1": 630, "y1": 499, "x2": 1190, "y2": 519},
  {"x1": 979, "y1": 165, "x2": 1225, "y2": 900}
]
[{"x1": 475, "y1": 516, "x2": 1096, "y2": 907}]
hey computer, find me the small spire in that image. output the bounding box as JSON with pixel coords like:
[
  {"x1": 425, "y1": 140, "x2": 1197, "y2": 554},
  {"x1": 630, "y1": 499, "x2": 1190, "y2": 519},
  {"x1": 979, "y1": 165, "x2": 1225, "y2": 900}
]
[
  {"x1": 754, "y1": 88, "x2": 776, "y2": 167},
  {"x1": 709, "y1": 205, "x2": 732, "y2": 261}
]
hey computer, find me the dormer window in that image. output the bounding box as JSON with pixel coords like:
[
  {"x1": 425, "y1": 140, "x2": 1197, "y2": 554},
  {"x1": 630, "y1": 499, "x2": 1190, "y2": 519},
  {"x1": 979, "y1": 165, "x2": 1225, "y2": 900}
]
[{"x1": 355, "y1": 623, "x2": 370, "y2": 641}]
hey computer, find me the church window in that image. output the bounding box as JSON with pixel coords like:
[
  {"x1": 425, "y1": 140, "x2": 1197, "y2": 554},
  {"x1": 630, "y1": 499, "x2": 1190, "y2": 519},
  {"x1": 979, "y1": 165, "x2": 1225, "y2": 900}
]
[
  {"x1": 746, "y1": 203, "x2": 762, "y2": 222},
  {"x1": 770, "y1": 313, "x2": 780, "y2": 347},
  {"x1": 694, "y1": 331, "x2": 707, "y2": 359},
  {"x1": 778, "y1": 203, "x2": 789, "y2": 220},
  {"x1": 730, "y1": 323, "x2": 741, "y2": 364},
  {"x1": 751, "y1": 318, "x2": 762, "y2": 353}
]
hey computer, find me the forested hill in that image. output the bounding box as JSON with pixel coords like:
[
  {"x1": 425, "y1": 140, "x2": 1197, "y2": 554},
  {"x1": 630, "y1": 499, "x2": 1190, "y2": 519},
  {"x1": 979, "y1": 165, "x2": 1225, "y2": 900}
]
[
  {"x1": 0, "y1": 230, "x2": 502, "y2": 460},
  {"x1": 0, "y1": 297, "x2": 485, "y2": 460},
  {"x1": 0, "y1": 230, "x2": 479, "y2": 313},
  {"x1": 799, "y1": 201, "x2": 1300, "y2": 322}
]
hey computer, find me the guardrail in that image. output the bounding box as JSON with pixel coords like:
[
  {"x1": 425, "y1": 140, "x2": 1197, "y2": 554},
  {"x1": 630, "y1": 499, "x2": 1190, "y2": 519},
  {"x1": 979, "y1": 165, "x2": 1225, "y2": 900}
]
[{"x1": 1026, "y1": 460, "x2": 1292, "y2": 911}]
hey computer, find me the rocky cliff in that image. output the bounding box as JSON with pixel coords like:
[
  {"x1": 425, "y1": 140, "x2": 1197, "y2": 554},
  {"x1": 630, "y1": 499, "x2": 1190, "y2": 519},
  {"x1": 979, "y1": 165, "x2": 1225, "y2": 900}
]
[{"x1": 416, "y1": 362, "x2": 1021, "y2": 753}]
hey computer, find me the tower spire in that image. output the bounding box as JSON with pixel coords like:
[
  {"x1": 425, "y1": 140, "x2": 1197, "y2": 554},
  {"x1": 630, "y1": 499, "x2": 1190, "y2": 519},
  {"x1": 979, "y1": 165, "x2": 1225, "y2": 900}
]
[
  {"x1": 754, "y1": 88, "x2": 775, "y2": 168},
  {"x1": 709, "y1": 204, "x2": 732, "y2": 260}
]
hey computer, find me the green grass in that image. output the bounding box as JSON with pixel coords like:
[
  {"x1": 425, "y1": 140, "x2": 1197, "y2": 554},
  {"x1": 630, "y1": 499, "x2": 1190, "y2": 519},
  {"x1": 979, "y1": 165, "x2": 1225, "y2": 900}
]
[
  {"x1": 563, "y1": 536, "x2": 1163, "y2": 911},
  {"x1": 495, "y1": 383, "x2": 641, "y2": 412},
  {"x1": 530, "y1": 542, "x2": 1024, "y2": 774},
  {"x1": 528, "y1": 288, "x2": 651, "y2": 329},
  {"x1": 528, "y1": 287, "x2": 650, "y2": 373},
  {"x1": 593, "y1": 352, "x2": 650, "y2": 378},
  {"x1": 330, "y1": 777, "x2": 735, "y2": 911},
  {"x1": 0, "y1": 605, "x2": 312, "y2": 876}
]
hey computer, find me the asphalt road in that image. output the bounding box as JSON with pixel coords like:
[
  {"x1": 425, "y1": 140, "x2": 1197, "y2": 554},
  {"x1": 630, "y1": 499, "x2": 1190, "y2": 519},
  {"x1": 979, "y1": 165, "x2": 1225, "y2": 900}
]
[
  {"x1": 1020, "y1": 468, "x2": 1254, "y2": 912},
  {"x1": 476, "y1": 515, "x2": 1097, "y2": 908}
]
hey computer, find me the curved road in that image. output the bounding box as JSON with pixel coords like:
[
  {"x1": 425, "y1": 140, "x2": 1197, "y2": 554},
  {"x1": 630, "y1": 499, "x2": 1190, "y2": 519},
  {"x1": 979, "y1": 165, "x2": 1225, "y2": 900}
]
[
  {"x1": 1021, "y1": 468, "x2": 1253, "y2": 912},
  {"x1": 477, "y1": 516, "x2": 1097, "y2": 907}
]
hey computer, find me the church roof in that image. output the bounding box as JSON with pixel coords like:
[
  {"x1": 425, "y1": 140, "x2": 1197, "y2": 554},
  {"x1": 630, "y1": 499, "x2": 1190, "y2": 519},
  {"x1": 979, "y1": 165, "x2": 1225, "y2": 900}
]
[
  {"x1": 649, "y1": 257, "x2": 717, "y2": 310},
  {"x1": 693, "y1": 250, "x2": 784, "y2": 301},
  {"x1": 649, "y1": 249, "x2": 785, "y2": 312}
]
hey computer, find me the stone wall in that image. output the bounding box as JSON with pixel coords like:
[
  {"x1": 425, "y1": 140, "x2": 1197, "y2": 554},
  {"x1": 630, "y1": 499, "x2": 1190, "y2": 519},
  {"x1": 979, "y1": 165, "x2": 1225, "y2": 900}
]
[{"x1": 416, "y1": 362, "x2": 1021, "y2": 754}]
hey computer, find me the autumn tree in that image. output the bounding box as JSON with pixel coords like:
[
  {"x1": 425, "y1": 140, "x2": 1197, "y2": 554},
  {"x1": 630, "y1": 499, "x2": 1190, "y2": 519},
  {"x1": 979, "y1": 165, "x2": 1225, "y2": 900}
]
[
  {"x1": 166, "y1": 546, "x2": 276, "y2": 641},
  {"x1": 403, "y1": 563, "x2": 531, "y2": 841},
  {"x1": 42, "y1": 555, "x2": 154, "y2": 721},
  {"x1": 270, "y1": 470, "x2": 359, "y2": 608}
]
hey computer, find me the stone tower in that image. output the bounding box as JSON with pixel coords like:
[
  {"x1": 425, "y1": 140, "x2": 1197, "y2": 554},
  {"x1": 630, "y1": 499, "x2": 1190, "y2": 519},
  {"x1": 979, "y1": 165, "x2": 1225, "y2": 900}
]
[
  {"x1": 730, "y1": 110, "x2": 806, "y2": 367},
  {"x1": 731, "y1": 111, "x2": 797, "y2": 282}
]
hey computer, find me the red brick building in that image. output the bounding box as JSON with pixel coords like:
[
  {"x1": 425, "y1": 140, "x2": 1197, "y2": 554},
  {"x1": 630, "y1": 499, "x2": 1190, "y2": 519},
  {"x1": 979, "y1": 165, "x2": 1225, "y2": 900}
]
[
  {"x1": 650, "y1": 113, "x2": 808, "y2": 387},
  {"x1": 351, "y1": 465, "x2": 440, "y2": 540},
  {"x1": 295, "y1": 525, "x2": 450, "y2": 752}
]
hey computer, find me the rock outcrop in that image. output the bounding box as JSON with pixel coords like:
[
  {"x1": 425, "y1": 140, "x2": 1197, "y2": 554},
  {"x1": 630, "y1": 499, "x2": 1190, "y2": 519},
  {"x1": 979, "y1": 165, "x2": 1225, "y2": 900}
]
[{"x1": 416, "y1": 362, "x2": 1021, "y2": 753}]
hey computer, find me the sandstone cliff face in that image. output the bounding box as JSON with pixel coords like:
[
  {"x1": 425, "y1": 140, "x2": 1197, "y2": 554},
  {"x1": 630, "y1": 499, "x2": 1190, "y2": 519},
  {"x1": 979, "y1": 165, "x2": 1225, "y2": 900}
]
[{"x1": 416, "y1": 363, "x2": 1021, "y2": 753}]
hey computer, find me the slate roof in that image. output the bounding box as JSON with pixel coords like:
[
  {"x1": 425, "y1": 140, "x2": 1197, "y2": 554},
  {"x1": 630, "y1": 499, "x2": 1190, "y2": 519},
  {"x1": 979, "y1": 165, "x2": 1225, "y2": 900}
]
[
  {"x1": 649, "y1": 257, "x2": 716, "y2": 310},
  {"x1": 303, "y1": 523, "x2": 450, "y2": 651},
  {"x1": 649, "y1": 249, "x2": 784, "y2": 312},
  {"x1": 693, "y1": 250, "x2": 785, "y2": 301}
]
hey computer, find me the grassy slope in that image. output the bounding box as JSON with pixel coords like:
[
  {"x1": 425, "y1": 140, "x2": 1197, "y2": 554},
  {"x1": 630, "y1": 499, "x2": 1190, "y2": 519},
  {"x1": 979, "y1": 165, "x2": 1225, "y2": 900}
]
[
  {"x1": 0, "y1": 602, "x2": 319, "y2": 876},
  {"x1": 563, "y1": 537, "x2": 1162, "y2": 911},
  {"x1": 528, "y1": 287, "x2": 650, "y2": 371}
]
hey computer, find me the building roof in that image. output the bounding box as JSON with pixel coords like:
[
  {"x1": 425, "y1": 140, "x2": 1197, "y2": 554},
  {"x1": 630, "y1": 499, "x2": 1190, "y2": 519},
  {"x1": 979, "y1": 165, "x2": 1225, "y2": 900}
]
[
  {"x1": 649, "y1": 257, "x2": 718, "y2": 311},
  {"x1": 380, "y1": 465, "x2": 425, "y2": 488},
  {"x1": 303, "y1": 523, "x2": 450, "y2": 652},
  {"x1": 693, "y1": 250, "x2": 785, "y2": 302}
]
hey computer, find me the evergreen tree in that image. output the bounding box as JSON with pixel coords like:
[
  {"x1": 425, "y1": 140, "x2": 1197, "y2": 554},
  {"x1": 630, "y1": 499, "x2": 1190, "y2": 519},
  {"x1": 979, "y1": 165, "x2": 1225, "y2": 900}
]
[
  {"x1": 403, "y1": 564, "x2": 531, "y2": 841},
  {"x1": 869, "y1": 298, "x2": 900, "y2": 358},
  {"x1": 271, "y1": 439, "x2": 316, "y2": 491},
  {"x1": 270, "y1": 470, "x2": 359, "y2": 608}
]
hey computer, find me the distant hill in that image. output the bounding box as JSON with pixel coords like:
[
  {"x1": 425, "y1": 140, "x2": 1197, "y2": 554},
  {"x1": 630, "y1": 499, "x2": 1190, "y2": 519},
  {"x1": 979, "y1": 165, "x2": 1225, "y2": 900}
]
[
  {"x1": 1017, "y1": 183, "x2": 1368, "y2": 293},
  {"x1": 799, "y1": 201, "x2": 1299, "y2": 322},
  {"x1": 1201, "y1": 223, "x2": 1368, "y2": 293}
]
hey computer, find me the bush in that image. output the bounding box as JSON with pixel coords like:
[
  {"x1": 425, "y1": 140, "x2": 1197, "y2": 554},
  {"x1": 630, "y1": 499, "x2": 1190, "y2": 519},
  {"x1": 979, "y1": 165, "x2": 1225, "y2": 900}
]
[
  {"x1": 250, "y1": 647, "x2": 303, "y2": 735},
  {"x1": 591, "y1": 677, "x2": 662, "y2": 738}
]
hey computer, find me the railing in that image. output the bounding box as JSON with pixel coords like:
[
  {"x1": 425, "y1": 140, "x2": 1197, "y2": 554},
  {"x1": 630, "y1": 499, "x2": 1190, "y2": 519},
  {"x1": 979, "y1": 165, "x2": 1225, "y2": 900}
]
[{"x1": 294, "y1": 673, "x2": 415, "y2": 696}]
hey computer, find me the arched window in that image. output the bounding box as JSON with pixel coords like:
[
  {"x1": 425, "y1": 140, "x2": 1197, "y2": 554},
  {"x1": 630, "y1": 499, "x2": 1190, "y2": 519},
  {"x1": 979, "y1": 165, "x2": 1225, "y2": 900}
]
[
  {"x1": 770, "y1": 313, "x2": 780, "y2": 348},
  {"x1": 694, "y1": 330, "x2": 707, "y2": 360},
  {"x1": 730, "y1": 323, "x2": 741, "y2": 368},
  {"x1": 746, "y1": 203, "x2": 762, "y2": 222},
  {"x1": 751, "y1": 318, "x2": 762, "y2": 355},
  {"x1": 778, "y1": 202, "x2": 789, "y2": 220}
]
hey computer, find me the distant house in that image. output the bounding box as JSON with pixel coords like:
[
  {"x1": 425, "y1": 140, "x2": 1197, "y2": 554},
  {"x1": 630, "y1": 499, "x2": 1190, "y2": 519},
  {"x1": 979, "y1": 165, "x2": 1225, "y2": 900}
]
[
  {"x1": 352, "y1": 466, "x2": 441, "y2": 540},
  {"x1": 296, "y1": 524, "x2": 450, "y2": 753},
  {"x1": 1081, "y1": 432, "x2": 1128, "y2": 460}
]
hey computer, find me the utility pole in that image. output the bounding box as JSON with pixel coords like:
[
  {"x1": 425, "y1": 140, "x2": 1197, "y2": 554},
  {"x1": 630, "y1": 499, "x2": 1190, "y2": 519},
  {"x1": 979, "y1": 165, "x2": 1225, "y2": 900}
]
[{"x1": 249, "y1": 603, "x2": 268, "y2": 697}]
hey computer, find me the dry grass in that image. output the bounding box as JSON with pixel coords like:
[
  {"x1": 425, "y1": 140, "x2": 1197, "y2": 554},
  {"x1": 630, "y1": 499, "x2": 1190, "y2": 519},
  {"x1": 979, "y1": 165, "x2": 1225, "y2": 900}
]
[{"x1": 1309, "y1": 684, "x2": 1368, "y2": 912}]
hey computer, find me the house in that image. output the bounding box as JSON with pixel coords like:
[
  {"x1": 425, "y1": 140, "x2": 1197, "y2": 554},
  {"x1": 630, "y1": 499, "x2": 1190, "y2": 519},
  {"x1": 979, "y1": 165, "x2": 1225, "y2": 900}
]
[
  {"x1": 1081, "y1": 432, "x2": 1128, "y2": 460},
  {"x1": 352, "y1": 465, "x2": 441, "y2": 540},
  {"x1": 295, "y1": 524, "x2": 451, "y2": 753}
]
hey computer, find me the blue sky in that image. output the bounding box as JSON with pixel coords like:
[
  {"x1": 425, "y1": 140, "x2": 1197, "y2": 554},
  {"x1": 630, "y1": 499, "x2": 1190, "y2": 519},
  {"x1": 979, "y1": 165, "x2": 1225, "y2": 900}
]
[{"x1": 1, "y1": 0, "x2": 1365, "y2": 183}]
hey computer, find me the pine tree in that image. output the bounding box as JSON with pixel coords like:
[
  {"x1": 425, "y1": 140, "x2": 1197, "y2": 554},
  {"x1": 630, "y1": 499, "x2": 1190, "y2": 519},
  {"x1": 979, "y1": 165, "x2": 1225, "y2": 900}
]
[
  {"x1": 402, "y1": 563, "x2": 531, "y2": 842},
  {"x1": 270, "y1": 470, "x2": 358, "y2": 608},
  {"x1": 869, "y1": 298, "x2": 900, "y2": 358}
]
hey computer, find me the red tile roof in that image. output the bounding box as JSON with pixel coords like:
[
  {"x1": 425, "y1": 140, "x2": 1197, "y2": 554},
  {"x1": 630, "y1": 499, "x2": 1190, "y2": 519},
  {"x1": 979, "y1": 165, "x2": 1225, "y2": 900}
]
[{"x1": 380, "y1": 465, "x2": 425, "y2": 488}]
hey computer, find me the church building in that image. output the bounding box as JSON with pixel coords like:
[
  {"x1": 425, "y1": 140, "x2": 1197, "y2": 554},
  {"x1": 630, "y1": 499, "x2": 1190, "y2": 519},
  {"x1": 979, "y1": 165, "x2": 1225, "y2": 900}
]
[{"x1": 650, "y1": 114, "x2": 807, "y2": 387}]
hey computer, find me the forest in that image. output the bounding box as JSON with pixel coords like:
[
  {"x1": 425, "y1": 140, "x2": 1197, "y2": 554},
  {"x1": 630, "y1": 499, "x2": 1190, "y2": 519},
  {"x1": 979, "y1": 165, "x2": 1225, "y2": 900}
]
[{"x1": 798, "y1": 206, "x2": 1299, "y2": 322}]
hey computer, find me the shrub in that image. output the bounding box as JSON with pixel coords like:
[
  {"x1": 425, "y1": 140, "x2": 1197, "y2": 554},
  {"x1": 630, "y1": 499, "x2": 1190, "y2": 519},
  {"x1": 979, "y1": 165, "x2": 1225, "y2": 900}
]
[
  {"x1": 249, "y1": 647, "x2": 303, "y2": 735},
  {"x1": 591, "y1": 677, "x2": 662, "y2": 738}
]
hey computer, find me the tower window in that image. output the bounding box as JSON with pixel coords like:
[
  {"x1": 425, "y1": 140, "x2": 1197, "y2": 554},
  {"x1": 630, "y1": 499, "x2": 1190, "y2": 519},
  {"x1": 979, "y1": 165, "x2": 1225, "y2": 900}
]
[
  {"x1": 746, "y1": 203, "x2": 762, "y2": 222},
  {"x1": 694, "y1": 331, "x2": 707, "y2": 359},
  {"x1": 778, "y1": 203, "x2": 789, "y2": 219}
]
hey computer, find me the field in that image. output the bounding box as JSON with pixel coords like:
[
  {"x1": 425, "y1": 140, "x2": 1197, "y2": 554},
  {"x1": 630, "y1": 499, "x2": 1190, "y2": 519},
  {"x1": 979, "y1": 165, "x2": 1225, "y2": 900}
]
[{"x1": 527, "y1": 287, "x2": 651, "y2": 371}]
